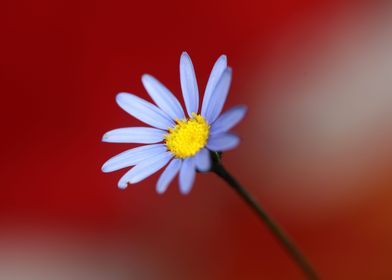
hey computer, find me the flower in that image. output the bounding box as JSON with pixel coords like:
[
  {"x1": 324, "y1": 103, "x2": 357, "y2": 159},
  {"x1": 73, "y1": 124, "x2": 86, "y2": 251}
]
[{"x1": 102, "y1": 52, "x2": 247, "y2": 194}]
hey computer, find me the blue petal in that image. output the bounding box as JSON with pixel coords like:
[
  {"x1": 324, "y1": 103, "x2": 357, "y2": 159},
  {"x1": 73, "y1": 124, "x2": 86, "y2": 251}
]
[
  {"x1": 201, "y1": 55, "x2": 227, "y2": 116},
  {"x1": 102, "y1": 144, "x2": 167, "y2": 173},
  {"x1": 102, "y1": 127, "x2": 165, "y2": 143},
  {"x1": 195, "y1": 148, "x2": 211, "y2": 172},
  {"x1": 203, "y1": 68, "x2": 232, "y2": 123},
  {"x1": 142, "y1": 74, "x2": 185, "y2": 120},
  {"x1": 207, "y1": 133, "x2": 240, "y2": 151},
  {"x1": 118, "y1": 151, "x2": 172, "y2": 189},
  {"x1": 116, "y1": 92, "x2": 174, "y2": 130},
  {"x1": 156, "y1": 158, "x2": 181, "y2": 194},
  {"x1": 180, "y1": 52, "x2": 199, "y2": 117},
  {"x1": 210, "y1": 105, "x2": 247, "y2": 135},
  {"x1": 179, "y1": 157, "x2": 196, "y2": 195}
]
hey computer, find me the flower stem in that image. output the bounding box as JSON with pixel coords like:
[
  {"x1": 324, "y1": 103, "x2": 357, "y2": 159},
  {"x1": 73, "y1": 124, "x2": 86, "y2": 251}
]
[{"x1": 211, "y1": 156, "x2": 319, "y2": 280}]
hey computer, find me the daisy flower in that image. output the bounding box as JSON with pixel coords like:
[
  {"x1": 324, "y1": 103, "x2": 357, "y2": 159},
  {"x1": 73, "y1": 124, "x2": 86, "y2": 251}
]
[{"x1": 102, "y1": 52, "x2": 247, "y2": 194}]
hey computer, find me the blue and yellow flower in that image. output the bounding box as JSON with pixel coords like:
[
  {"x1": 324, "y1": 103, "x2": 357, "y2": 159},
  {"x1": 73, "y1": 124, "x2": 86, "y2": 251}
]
[{"x1": 102, "y1": 52, "x2": 246, "y2": 194}]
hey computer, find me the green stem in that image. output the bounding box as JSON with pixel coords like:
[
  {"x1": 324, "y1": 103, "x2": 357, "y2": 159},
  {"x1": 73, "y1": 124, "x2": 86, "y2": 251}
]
[{"x1": 211, "y1": 155, "x2": 319, "y2": 280}]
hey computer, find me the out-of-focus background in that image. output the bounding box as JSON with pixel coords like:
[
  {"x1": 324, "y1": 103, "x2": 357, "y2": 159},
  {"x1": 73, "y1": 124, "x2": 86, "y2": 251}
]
[{"x1": 1, "y1": 1, "x2": 392, "y2": 279}]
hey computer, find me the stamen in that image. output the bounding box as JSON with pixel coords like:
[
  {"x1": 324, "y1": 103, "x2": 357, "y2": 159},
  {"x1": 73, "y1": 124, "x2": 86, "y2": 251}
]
[{"x1": 165, "y1": 114, "x2": 210, "y2": 158}]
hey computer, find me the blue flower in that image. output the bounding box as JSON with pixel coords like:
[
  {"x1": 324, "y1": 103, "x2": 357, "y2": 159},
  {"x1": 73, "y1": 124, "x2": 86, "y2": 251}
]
[{"x1": 102, "y1": 52, "x2": 247, "y2": 194}]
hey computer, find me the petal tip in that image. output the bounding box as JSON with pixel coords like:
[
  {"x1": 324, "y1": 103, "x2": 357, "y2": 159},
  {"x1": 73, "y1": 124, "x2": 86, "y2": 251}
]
[
  {"x1": 115, "y1": 92, "x2": 129, "y2": 105},
  {"x1": 156, "y1": 187, "x2": 165, "y2": 195},
  {"x1": 141, "y1": 73, "x2": 152, "y2": 83},
  {"x1": 238, "y1": 105, "x2": 248, "y2": 114},
  {"x1": 101, "y1": 133, "x2": 109, "y2": 142},
  {"x1": 219, "y1": 54, "x2": 227, "y2": 63},
  {"x1": 116, "y1": 92, "x2": 127, "y2": 99},
  {"x1": 179, "y1": 187, "x2": 192, "y2": 195},
  {"x1": 197, "y1": 164, "x2": 211, "y2": 172},
  {"x1": 118, "y1": 182, "x2": 128, "y2": 190},
  {"x1": 179, "y1": 179, "x2": 194, "y2": 194},
  {"x1": 101, "y1": 163, "x2": 109, "y2": 173},
  {"x1": 181, "y1": 51, "x2": 190, "y2": 58}
]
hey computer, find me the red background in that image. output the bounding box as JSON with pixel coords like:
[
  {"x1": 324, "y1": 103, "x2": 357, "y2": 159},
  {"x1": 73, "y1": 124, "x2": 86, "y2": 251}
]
[{"x1": 1, "y1": 1, "x2": 392, "y2": 279}]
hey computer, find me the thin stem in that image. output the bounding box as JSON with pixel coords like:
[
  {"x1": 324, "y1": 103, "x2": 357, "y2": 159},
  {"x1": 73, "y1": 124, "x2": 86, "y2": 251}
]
[{"x1": 211, "y1": 158, "x2": 319, "y2": 280}]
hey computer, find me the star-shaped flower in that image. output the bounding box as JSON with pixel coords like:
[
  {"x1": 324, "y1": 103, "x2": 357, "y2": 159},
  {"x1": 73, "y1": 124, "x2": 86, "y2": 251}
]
[{"x1": 102, "y1": 52, "x2": 246, "y2": 194}]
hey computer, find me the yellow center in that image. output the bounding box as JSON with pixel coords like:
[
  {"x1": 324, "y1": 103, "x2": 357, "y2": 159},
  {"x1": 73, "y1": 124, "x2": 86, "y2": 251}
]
[{"x1": 165, "y1": 113, "x2": 210, "y2": 158}]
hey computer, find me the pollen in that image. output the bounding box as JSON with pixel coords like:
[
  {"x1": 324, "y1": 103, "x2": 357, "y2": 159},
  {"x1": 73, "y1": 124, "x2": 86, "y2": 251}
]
[{"x1": 165, "y1": 113, "x2": 210, "y2": 159}]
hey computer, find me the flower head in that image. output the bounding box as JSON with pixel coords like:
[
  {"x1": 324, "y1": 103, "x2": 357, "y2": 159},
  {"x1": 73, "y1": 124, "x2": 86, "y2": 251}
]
[{"x1": 102, "y1": 52, "x2": 246, "y2": 194}]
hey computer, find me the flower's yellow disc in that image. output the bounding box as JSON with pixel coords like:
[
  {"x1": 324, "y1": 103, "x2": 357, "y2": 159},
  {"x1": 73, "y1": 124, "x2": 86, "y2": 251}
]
[{"x1": 165, "y1": 113, "x2": 210, "y2": 158}]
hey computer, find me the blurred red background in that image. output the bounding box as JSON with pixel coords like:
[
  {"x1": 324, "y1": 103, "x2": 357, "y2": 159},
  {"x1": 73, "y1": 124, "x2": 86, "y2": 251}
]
[{"x1": 1, "y1": 0, "x2": 392, "y2": 279}]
